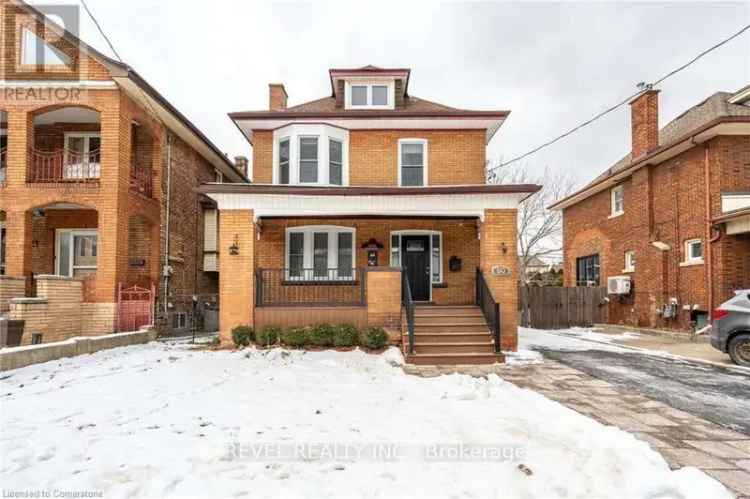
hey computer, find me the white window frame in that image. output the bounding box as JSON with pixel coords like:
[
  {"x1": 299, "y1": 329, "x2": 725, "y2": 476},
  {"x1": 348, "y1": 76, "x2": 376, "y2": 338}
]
[
  {"x1": 297, "y1": 135, "x2": 320, "y2": 184},
  {"x1": 20, "y1": 27, "x2": 72, "y2": 67},
  {"x1": 389, "y1": 230, "x2": 443, "y2": 296},
  {"x1": 55, "y1": 229, "x2": 98, "y2": 277},
  {"x1": 610, "y1": 185, "x2": 624, "y2": 217},
  {"x1": 397, "y1": 138, "x2": 429, "y2": 187},
  {"x1": 344, "y1": 79, "x2": 395, "y2": 110},
  {"x1": 0, "y1": 220, "x2": 5, "y2": 275},
  {"x1": 683, "y1": 239, "x2": 704, "y2": 266},
  {"x1": 63, "y1": 132, "x2": 101, "y2": 179},
  {"x1": 272, "y1": 124, "x2": 349, "y2": 186},
  {"x1": 623, "y1": 250, "x2": 635, "y2": 273},
  {"x1": 284, "y1": 226, "x2": 356, "y2": 281}
]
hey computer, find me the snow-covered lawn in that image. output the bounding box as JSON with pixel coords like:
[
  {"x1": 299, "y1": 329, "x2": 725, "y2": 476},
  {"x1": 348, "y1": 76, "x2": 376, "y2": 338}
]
[{"x1": 0, "y1": 341, "x2": 730, "y2": 498}]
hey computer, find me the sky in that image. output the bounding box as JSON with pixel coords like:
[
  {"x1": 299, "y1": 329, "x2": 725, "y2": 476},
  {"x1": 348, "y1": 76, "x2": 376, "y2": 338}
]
[{"x1": 32, "y1": 0, "x2": 750, "y2": 189}]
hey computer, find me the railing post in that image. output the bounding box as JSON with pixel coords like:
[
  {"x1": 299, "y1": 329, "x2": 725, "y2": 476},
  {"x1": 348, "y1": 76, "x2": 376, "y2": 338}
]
[
  {"x1": 494, "y1": 302, "x2": 501, "y2": 354},
  {"x1": 255, "y1": 269, "x2": 263, "y2": 307},
  {"x1": 360, "y1": 268, "x2": 366, "y2": 305}
]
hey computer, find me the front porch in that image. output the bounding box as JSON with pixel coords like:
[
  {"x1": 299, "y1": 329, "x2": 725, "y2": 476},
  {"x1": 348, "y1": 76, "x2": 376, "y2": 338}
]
[{"x1": 201, "y1": 183, "x2": 535, "y2": 361}]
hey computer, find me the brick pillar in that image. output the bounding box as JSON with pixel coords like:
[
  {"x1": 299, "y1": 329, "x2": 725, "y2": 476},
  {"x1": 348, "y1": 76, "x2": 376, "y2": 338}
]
[
  {"x1": 219, "y1": 209, "x2": 255, "y2": 344},
  {"x1": 366, "y1": 268, "x2": 402, "y2": 329},
  {"x1": 480, "y1": 209, "x2": 519, "y2": 351},
  {"x1": 6, "y1": 109, "x2": 31, "y2": 187},
  {"x1": 4, "y1": 210, "x2": 33, "y2": 284}
]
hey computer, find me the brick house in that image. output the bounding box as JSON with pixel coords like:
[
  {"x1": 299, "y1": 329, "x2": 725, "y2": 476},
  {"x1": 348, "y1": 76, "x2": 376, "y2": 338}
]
[
  {"x1": 0, "y1": 0, "x2": 245, "y2": 344},
  {"x1": 199, "y1": 66, "x2": 540, "y2": 364},
  {"x1": 552, "y1": 86, "x2": 750, "y2": 332}
]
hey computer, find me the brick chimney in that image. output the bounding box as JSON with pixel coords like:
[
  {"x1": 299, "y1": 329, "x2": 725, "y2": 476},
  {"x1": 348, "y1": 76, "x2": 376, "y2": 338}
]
[
  {"x1": 269, "y1": 83, "x2": 288, "y2": 111},
  {"x1": 234, "y1": 156, "x2": 249, "y2": 179},
  {"x1": 629, "y1": 88, "x2": 660, "y2": 159}
]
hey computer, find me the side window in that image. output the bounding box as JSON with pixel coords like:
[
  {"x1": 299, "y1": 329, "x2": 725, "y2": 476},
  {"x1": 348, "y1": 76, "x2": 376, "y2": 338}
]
[
  {"x1": 576, "y1": 254, "x2": 600, "y2": 286},
  {"x1": 329, "y1": 139, "x2": 343, "y2": 186},
  {"x1": 279, "y1": 138, "x2": 290, "y2": 184},
  {"x1": 611, "y1": 185, "x2": 624, "y2": 216}
]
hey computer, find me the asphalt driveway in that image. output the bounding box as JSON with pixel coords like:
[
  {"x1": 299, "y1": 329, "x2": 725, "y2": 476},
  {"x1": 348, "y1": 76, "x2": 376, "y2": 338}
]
[{"x1": 521, "y1": 329, "x2": 750, "y2": 436}]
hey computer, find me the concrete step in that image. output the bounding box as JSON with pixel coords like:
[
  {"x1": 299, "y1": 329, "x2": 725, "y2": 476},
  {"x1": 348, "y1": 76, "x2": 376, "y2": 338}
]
[
  {"x1": 405, "y1": 352, "x2": 505, "y2": 365},
  {"x1": 414, "y1": 323, "x2": 490, "y2": 333},
  {"x1": 413, "y1": 342, "x2": 496, "y2": 354},
  {"x1": 404, "y1": 332, "x2": 492, "y2": 343},
  {"x1": 414, "y1": 307, "x2": 484, "y2": 318},
  {"x1": 414, "y1": 315, "x2": 487, "y2": 325}
]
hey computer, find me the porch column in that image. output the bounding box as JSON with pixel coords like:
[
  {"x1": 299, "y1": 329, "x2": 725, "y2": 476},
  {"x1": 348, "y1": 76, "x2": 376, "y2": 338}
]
[
  {"x1": 219, "y1": 209, "x2": 255, "y2": 344},
  {"x1": 5, "y1": 108, "x2": 31, "y2": 187},
  {"x1": 4, "y1": 210, "x2": 33, "y2": 284},
  {"x1": 480, "y1": 209, "x2": 519, "y2": 351}
]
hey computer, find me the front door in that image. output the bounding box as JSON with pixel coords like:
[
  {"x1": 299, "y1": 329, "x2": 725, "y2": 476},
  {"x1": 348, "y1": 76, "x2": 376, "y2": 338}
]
[{"x1": 403, "y1": 235, "x2": 430, "y2": 301}]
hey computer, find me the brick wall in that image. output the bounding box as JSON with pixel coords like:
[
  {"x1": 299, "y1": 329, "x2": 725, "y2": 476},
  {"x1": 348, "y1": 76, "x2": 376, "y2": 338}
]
[
  {"x1": 563, "y1": 135, "x2": 750, "y2": 331},
  {"x1": 0, "y1": 276, "x2": 25, "y2": 312},
  {"x1": 365, "y1": 268, "x2": 401, "y2": 328},
  {"x1": 251, "y1": 129, "x2": 486, "y2": 186}
]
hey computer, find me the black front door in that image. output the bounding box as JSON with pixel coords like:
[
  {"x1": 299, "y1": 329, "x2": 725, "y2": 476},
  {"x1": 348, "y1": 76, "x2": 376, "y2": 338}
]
[{"x1": 403, "y1": 235, "x2": 430, "y2": 301}]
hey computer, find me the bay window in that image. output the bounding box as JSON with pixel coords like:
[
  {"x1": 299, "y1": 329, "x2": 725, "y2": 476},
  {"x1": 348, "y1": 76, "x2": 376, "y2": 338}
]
[
  {"x1": 285, "y1": 226, "x2": 356, "y2": 280},
  {"x1": 273, "y1": 125, "x2": 348, "y2": 186}
]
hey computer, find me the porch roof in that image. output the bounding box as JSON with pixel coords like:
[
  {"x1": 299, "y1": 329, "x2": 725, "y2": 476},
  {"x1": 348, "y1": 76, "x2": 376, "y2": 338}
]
[{"x1": 198, "y1": 183, "x2": 541, "y2": 221}]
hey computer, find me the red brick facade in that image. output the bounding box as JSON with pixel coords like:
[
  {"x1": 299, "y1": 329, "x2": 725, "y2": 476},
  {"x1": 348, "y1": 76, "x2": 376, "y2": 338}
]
[{"x1": 563, "y1": 131, "x2": 750, "y2": 331}]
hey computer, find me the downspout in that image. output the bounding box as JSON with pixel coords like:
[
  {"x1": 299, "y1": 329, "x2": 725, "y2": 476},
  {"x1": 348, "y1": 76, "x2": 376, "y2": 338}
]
[
  {"x1": 163, "y1": 132, "x2": 173, "y2": 315},
  {"x1": 703, "y1": 143, "x2": 715, "y2": 321}
]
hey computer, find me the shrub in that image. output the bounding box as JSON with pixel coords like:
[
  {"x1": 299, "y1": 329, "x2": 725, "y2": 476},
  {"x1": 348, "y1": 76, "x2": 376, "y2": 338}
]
[
  {"x1": 231, "y1": 325, "x2": 253, "y2": 347},
  {"x1": 209, "y1": 336, "x2": 220, "y2": 347},
  {"x1": 309, "y1": 324, "x2": 336, "y2": 347},
  {"x1": 282, "y1": 327, "x2": 309, "y2": 348},
  {"x1": 333, "y1": 324, "x2": 360, "y2": 347},
  {"x1": 256, "y1": 326, "x2": 281, "y2": 347},
  {"x1": 362, "y1": 327, "x2": 388, "y2": 350}
]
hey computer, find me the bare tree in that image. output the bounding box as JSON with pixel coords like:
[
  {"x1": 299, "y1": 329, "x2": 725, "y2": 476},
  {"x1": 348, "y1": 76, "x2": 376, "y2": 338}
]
[{"x1": 488, "y1": 162, "x2": 575, "y2": 284}]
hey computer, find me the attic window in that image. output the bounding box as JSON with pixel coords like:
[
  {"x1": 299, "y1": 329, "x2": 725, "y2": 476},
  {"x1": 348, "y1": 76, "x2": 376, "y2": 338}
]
[
  {"x1": 20, "y1": 28, "x2": 71, "y2": 66},
  {"x1": 346, "y1": 81, "x2": 394, "y2": 109}
]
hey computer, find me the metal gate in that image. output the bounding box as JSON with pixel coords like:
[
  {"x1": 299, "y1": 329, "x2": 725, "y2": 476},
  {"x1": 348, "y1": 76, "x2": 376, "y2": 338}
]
[{"x1": 117, "y1": 284, "x2": 155, "y2": 332}]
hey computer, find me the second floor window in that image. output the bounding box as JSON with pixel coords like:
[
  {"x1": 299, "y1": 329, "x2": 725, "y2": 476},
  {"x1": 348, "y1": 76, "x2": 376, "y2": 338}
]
[
  {"x1": 279, "y1": 138, "x2": 290, "y2": 184},
  {"x1": 64, "y1": 133, "x2": 101, "y2": 179},
  {"x1": 399, "y1": 139, "x2": 428, "y2": 186},
  {"x1": 611, "y1": 185, "x2": 624, "y2": 217},
  {"x1": 329, "y1": 139, "x2": 343, "y2": 186},
  {"x1": 299, "y1": 137, "x2": 318, "y2": 183}
]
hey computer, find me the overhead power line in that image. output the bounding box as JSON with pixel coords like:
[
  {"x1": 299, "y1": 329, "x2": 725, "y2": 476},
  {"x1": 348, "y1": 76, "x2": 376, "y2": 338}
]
[
  {"x1": 490, "y1": 23, "x2": 750, "y2": 173},
  {"x1": 79, "y1": 0, "x2": 122, "y2": 62}
]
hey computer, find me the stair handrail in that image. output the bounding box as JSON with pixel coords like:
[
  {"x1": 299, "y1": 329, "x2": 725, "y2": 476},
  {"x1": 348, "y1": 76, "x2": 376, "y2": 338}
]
[
  {"x1": 476, "y1": 267, "x2": 501, "y2": 354},
  {"x1": 401, "y1": 267, "x2": 415, "y2": 355}
]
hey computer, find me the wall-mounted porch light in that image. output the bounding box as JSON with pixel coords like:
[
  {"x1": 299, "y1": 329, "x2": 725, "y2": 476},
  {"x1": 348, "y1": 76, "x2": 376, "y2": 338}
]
[{"x1": 229, "y1": 234, "x2": 240, "y2": 255}]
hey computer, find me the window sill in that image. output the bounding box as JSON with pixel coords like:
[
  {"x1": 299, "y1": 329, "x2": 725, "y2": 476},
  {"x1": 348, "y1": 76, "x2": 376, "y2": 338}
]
[
  {"x1": 679, "y1": 260, "x2": 704, "y2": 267},
  {"x1": 281, "y1": 280, "x2": 359, "y2": 287},
  {"x1": 608, "y1": 212, "x2": 624, "y2": 219},
  {"x1": 621, "y1": 269, "x2": 634, "y2": 274}
]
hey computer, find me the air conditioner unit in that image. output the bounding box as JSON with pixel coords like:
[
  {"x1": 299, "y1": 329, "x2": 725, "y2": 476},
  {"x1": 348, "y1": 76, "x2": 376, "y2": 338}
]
[{"x1": 607, "y1": 276, "x2": 631, "y2": 295}]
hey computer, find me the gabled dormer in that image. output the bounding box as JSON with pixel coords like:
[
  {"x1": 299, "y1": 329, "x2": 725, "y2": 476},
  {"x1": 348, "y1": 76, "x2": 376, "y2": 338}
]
[{"x1": 329, "y1": 66, "x2": 410, "y2": 110}]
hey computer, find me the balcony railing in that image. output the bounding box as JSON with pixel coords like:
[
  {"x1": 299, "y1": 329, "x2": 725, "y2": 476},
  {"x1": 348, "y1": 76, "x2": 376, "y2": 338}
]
[
  {"x1": 256, "y1": 268, "x2": 366, "y2": 307},
  {"x1": 0, "y1": 147, "x2": 6, "y2": 187},
  {"x1": 27, "y1": 148, "x2": 100, "y2": 184},
  {"x1": 130, "y1": 164, "x2": 154, "y2": 198}
]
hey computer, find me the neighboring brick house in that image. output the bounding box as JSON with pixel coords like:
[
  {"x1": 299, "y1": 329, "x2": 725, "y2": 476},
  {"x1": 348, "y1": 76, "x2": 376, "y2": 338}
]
[
  {"x1": 200, "y1": 66, "x2": 540, "y2": 364},
  {"x1": 552, "y1": 86, "x2": 750, "y2": 332},
  {"x1": 0, "y1": 0, "x2": 246, "y2": 344}
]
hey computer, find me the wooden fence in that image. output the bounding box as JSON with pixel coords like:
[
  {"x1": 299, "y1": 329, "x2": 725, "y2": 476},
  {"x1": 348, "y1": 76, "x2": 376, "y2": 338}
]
[{"x1": 519, "y1": 286, "x2": 607, "y2": 330}]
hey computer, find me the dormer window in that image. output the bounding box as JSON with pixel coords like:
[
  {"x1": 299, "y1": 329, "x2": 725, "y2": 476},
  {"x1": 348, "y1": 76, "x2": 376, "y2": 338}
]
[
  {"x1": 20, "y1": 28, "x2": 71, "y2": 66},
  {"x1": 345, "y1": 80, "x2": 394, "y2": 109}
]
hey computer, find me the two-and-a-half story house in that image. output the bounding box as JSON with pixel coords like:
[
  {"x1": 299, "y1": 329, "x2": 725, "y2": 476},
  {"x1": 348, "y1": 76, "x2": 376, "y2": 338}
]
[
  {"x1": 0, "y1": 0, "x2": 246, "y2": 345},
  {"x1": 199, "y1": 65, "x2": 541, "y2": 364},
  {"x1": 551, "y1": 85, "x2": 750, "y2": 333}
]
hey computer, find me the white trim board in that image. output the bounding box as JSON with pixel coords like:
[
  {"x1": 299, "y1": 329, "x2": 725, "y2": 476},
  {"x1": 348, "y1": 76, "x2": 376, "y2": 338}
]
[{"x1": 208, "y1": 192, "x2": 527, "y2": 221}]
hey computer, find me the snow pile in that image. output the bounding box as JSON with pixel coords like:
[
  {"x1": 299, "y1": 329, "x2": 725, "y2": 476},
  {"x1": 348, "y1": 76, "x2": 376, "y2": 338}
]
[{"x1": 0, "y1": 342, "x2": 730, "y2": 499}]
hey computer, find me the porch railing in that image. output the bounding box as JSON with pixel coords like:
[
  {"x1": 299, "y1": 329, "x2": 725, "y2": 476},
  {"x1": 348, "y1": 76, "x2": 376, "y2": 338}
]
[
  {"x1": 401, "y1": 267, "x2": 415, "y2": 355},
  {"x1": 476, "y1": 267, "x2": 501, "y2": 354},
  {"x1": 27, "y1": 148, "x2": 101, "y2": 183},
  {"x1": 0, "y1": 147, "x2": 6, "y2": 187},
  {"x1": 130, "y1": 164, "x2": 154, "y2": 198},
  {"x1": 255, "y1": 268, "x2": 366, "y2": 307}
]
